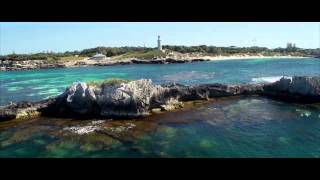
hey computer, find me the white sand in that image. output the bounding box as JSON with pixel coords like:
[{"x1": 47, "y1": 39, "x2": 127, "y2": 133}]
[
  {"x1": 71, "y1": 54, "x2": 309, "y2": 67},
  {"x1": 201, "y1": 55, "x2": 308, "y2": 61}
]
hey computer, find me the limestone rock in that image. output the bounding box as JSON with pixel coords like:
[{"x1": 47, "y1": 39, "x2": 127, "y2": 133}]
[
  {"x1": 0, "y1": 107, "x2": 17, "y2": 121},
  {"x1": 160, "y1": 98, "x2": 184, "y2": 111},
  {"x1": 65, "y1": 82, "x2": 97, "y2": 115},
  {"x1": 263, "y1": 76, "x2": 292, "y2": 92},
  {"x1": 2, "y1": 76, "x2": 320, "y2": 121},
  {"x1": 95, "y1": 79, "x2": 168, "y2": 118},
  {"x1": 289, "y1": 76, "x2": 320, "y2": 96},
  {"x1": 263, "y1": 76, "x2": 320, "y2": 102},
  {"x1": 151, "y1": 108, "x2": 162, "y2": 113}
]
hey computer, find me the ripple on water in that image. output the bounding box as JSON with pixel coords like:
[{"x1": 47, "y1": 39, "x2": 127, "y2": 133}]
[
  {"x1": 278, "y1": 137, "x2": 291, "y2": 145},
  {"x1": 7, "y1": 86, "x2": 24, "y2": 92},
  {"x1": 246, "y1": 58, "x2": 275, "y2": 64},
  {"x1": 160, "y1": 71, "x2": 215, "y2": 82},
  {"x1": 46, "y1": 140, "x2": 80, "y2": 157},
  {"x1": 199, "y1": 139, "x2": 218, "y2": 149},
  {"x1": 32, "y1": 85, "x2": 53, "y2": 90},
  {"x1": 5, "y1": 79, "x2": 47, "y2": 86},
  {"x1": 38, "y1": 89, "x2": 61, "y2": 95},
  {"x1": 296, "y1": 109, "x2": 312, "y2": 117}
]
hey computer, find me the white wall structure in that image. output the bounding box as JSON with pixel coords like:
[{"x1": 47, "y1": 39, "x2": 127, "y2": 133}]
[
  {"x1": 157, "y1": 35, "x2": 162, "y2": 51},
  {"x1": 89, "y1": 53, "x2": 107, "y2": 61}
]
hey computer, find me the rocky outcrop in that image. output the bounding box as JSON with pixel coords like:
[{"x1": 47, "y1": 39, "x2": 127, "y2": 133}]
[
  {"x1": 263, "y1": 76, "x2": 320, "y2": 102},
  {"x1": 130, "y1": 58, "x2": 209, "y2": 64},
  {"x1": 160, "y1": 98, "x2": 184, "y2": 111},
  {"x1": 160, "y1": 83, "x2": 264, "y2": 101},
  {"x1": 46, "y1": 79, "x2": 172, "y2": 119},
  {"x1": 0, "y1": 99, "x2": 57, "y2": 121},
  {"x1": 1, "y1": 76, "x2": 320, "y2": 121},
  {"x1": 64, "y1": 82, "x2": 98, "y2": 115},
  {"x1": 0, "y1": 80, "x2": 265, "y2": 121},
  {"x1": 95, "y1": 79, "x2": 168, "y2": 118},
  {"x1": 1, "y1": 58, "x2": 209, "y2": 71}
]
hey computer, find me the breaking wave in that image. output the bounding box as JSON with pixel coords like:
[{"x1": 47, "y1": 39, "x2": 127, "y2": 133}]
[{"x1": 252, "y1": 76, "x2": 292, "y2": 83}]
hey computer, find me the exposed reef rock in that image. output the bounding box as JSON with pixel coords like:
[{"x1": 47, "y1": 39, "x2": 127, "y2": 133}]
[
  {"x1": 160, "y1": 98, "x2": 185, "y2": 111},
  {"x1": 94, "y1": 79, "x2": 168, "y2": 118},
  {"x1": 130, "y1": 58, "x2": 209, "y2": 64},
  {"x1": 263, "y1": 76, "x2": 320, "y2": 102},
  {"x1": 1, "y1": 76, "x2": 320, "y2": 121},
  {"x1": 0, "y1": 99, "x2": 58, "y2": 121},
  {"x1": 1, "y1": 58, "x2": 209, "y2": 71},
  {"x1": 64, "y1": 82, "x2": 98, "y2": 115}
]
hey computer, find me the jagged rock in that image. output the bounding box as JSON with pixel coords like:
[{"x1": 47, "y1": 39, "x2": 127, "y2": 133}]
[
  {"x1": 263, "y1": 76, "x2": 320, "y2": 102},
  {"x1": 165, "y1": 58, "x2": 187, "y2": 63},
  {"x1": 96, "y1": 79, "x2": 168, "y2": 118},
  {"x1": 263, "y1": 76, "x2": 292, "y2": 92},
  {"x1": 130, "y1": 58, "x2": 208, "y2": 65},
  {"x1": 165, "y1": 83, "x2": 264, "y2": 101},
  {"x1": 160, "y1": 98, "x2": 184, "y2": 111},
  {"x1": 2, "y1": 76, "x2": 320, "y2": 121},
  {"x1": 64, "y1": 82, "x2": 98, "y2": 115},
  {"x1": 0, "y1": 99, "x2": 55, "y2": 121},
  {"x1": 289, "y1": 76, "x2": 320, "y2": 95},
  {"x1": 191, "y1": 59, "x2": 208, "y2": 62},
  {"x1": 0, "y1": 107, "x2": 17, "y2": 121},
  {"x1": 151, "y1": 108, "x2": 162, "y2": 113}
]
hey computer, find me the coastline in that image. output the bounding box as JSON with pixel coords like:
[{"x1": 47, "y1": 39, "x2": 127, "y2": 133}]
[
  {"x1": 203, "y1": 55, "x2": 309, "y2": 61},
  {"x1": 0, "y1": 55, "x2": 310, "y2": 72}
]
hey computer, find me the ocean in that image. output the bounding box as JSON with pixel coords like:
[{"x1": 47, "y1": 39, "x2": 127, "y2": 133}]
[{"x1": 1, "y1": 58, "x2": 320, "y2": 157}]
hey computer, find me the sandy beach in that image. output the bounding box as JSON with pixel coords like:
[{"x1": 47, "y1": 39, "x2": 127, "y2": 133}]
[
  {"x1": 1, "y1": 54, "x2": 311, "y2": 71},
  {"x1": 198, "y1": 55, "x2": 309, "y2": 61},
  {"x1": 74, "y1": 55, "x2": 310, "y2": 67}
]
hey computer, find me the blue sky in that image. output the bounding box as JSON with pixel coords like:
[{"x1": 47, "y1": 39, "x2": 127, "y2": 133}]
[{"x1": 0, "y1": 22, "x2": 319, "y2": 55}]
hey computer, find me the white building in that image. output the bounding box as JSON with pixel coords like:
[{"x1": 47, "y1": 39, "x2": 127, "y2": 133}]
[
  {"x1": 157, "y1": 35, "x2": 162, "y2": 51},
  {"x1": 89, "y1": 53, "x2": 108, "y2": 61}
]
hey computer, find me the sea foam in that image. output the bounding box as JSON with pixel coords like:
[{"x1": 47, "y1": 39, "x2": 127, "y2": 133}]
[{"x1": 252, "y1": 76, "x2": 292, "y2": 83}]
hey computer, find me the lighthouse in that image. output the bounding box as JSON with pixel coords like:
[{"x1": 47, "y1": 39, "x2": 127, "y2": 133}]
[{"x1": 157, "y1": 35, "x2": 162, "y2": 51}]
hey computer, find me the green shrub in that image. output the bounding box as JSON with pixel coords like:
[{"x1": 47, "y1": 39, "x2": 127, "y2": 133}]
[
  {"x1": 121, "y1": 50, "x2": 167, "y2": 59},
  {"x1": 87, "y1": 78, "x2": 131, "y2": 87}
]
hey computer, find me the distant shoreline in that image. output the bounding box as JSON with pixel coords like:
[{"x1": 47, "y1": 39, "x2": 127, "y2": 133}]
[
  {"x1": 0, "y1": 55, "x2": 312, "y2": 72},
  {"x1": 199, "y1": 55, "x2": 309, "y2": 61}
]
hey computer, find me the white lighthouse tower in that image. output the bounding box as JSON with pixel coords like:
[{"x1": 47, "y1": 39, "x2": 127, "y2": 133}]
[{"x1": 157, "y1": 35, "x2": 162, "y2": 51}]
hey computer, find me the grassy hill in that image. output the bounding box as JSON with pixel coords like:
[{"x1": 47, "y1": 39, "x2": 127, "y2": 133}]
[{"x1": 114, "y1": 50, "x2": 168, "y2": 60}]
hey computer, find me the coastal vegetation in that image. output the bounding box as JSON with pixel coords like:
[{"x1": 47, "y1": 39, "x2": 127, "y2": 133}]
[
  {"x1": 119, "y1": 50, "x2": 167, "y2": 59},
  {"x1": 58, "y1": 56, "x2": 88, "y2": 62},
  {"x1": 1, "y1": 45, "x2": 319, "y2": 62},
  {"x1": 87, "y1": 78, "x2": 131, "y2": 87},
  {"x1": 162, "y1": 45, "x2": 310, "y2": 56},
  {"x1": 79, "y1": 47, "x2": 154, "y2": 57},
  {"x1": 0, "y1": 52, "x2": 87, "y2": 62}
]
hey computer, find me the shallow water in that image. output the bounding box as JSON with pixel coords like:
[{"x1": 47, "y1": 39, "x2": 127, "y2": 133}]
[
  {"x1": 1, "y1": 58, "x2": 320, "y2": 157},
  {"x1": 1, "y1": 96, "x2": 320, "y2": 158}
]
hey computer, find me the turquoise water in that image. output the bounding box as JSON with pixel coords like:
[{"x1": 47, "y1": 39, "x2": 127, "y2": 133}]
[
  {"x1": 1, "y1": 58, "x2": 320, "y2": 157},
  {"x1": 1, "y1": 58, "x2": 320, "y2": 105}
]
